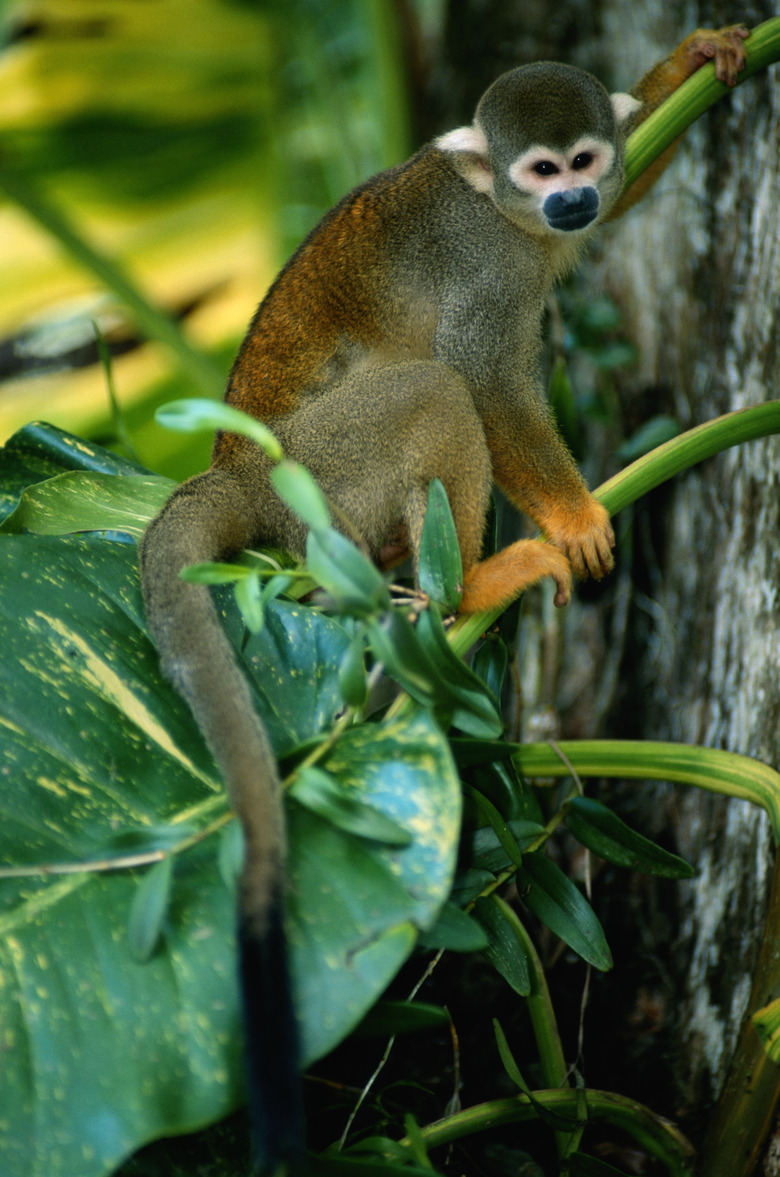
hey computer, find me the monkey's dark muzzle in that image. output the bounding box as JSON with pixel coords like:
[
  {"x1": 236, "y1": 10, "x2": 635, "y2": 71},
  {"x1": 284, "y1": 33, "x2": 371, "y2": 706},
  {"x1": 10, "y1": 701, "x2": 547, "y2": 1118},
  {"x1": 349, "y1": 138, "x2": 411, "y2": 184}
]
[{"x1": 543, "y1": 186, "x2": 599, "y2": 231}]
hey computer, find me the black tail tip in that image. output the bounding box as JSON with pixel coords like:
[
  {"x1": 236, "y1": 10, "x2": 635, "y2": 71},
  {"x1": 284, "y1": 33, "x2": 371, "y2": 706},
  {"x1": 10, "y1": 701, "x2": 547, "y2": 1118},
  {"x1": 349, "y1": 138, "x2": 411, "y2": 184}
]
[{"x1": 239, "y1": 904, "x2": 306, "y2": 1175}]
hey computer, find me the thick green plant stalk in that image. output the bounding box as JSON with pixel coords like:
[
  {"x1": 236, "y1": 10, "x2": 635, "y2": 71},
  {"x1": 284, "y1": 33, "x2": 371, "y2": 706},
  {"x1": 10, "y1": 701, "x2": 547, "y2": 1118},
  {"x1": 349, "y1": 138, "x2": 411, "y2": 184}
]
[
  {"x1": 491, "y1": 895, "x2": 568, "y2": 1089},
  {"x1": 404, "y1": 1089, "x2": 694, "y2": 1176},
  {"x1": 695, "y1": 860, "x2": 780, "y2": 1177},
  {"x1": 513, "y1": 740, "x2": 780, "y2": 846},
  {"x1": 596, "y1": 401, "x2": 780, "y2": 519},
  {"x1": 450, "y1": 400, "x2": 780, "y2": 657},
  {"x1": 622, "y1": 18, "x2": 780, "y2": 192}
]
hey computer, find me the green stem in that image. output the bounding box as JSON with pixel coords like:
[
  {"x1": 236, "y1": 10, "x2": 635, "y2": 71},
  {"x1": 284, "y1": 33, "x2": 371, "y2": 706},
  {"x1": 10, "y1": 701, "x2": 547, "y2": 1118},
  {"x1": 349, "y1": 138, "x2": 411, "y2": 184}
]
[
  {"x1": 596, "y1": 401, "x2": 780, "y2": 518},
  {"x1": 405, "y1": 1089, "x2": 694, "y2": 1176},
  {"x1": 623, "y1": 17, "x2": 780, "y2": 190},
  {"x1": 512, "y1": 740, "x2": 780, "y2": 845},
  {"x1": 696, "y1": 854, "x2": 780, "y2": 1176},
  {"x1": 491, "y1": 895, "x2": 567, "y2": 1088},
  {"x1": 448, "y1": 401, "x2": 780, "y2": 658},
  {"x1": 0, "y1": 162, "x2": 224, "y2": 398}
]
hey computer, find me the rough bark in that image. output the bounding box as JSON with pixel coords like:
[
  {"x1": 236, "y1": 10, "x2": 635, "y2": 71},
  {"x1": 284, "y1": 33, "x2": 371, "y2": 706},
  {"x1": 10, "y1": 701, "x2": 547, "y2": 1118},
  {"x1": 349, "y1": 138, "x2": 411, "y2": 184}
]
[
  {"x1": 434, "y1": 0, "x2": 780, "y2": 1164},
  {"x1": 596, "y1": 0, "x2": 780, "y2": 1122}
]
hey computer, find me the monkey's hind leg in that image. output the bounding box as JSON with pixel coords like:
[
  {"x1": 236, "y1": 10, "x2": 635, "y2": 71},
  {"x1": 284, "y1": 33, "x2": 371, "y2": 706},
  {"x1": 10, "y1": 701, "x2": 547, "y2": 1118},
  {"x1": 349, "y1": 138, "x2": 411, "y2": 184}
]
[{"x1": 459, "y1": 539, "x2": 572, "y2": 613}]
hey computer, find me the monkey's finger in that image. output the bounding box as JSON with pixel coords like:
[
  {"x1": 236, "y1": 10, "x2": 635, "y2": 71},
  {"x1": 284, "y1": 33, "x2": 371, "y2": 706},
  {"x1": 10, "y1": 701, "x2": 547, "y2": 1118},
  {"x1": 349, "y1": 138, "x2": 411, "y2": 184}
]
[{"x1": 571, "y1": 526, "x2": 615, "y2": 581}]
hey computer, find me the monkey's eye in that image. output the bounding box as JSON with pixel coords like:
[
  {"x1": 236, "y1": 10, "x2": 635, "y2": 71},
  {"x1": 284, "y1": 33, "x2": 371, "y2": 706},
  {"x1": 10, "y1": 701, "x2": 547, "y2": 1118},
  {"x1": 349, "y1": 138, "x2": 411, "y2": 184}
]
[
  {"x1": 533, "y1": 160, "x2": 559, "y2": 176},
  {"x1": 572, "y1": 152, "x2": 594, "y2": 170}
]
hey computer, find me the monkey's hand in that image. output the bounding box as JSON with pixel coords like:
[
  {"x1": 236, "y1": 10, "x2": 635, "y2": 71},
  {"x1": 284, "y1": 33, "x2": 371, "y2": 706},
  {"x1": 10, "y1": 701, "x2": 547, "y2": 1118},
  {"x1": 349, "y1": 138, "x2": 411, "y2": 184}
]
[
  {"x1": 460, "y1": 540, "x2": 572, "y2": 613},
  {"x1": 544, "y1": 496, "x2": 615, "y2": 585},
  {"x1": 676, "y1": 24, "x2": 749, "y2": 88}
]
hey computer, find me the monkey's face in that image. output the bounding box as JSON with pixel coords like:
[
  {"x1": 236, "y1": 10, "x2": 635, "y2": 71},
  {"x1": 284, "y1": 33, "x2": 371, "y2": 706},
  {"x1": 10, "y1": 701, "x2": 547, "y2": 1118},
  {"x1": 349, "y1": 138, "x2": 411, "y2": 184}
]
[
  {"x1": 504, "y1": 137, "x2": 618, "y2": 233},
  {"x1": 436, "y1": 62, "x2": 639, "y2": 238}
]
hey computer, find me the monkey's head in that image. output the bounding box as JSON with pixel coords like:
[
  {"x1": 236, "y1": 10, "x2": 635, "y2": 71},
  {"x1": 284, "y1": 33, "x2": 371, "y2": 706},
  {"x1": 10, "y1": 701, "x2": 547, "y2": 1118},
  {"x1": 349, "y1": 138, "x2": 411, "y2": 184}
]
[{"x1": 436, "y1": 62, "x2": 640, "y2": 236}]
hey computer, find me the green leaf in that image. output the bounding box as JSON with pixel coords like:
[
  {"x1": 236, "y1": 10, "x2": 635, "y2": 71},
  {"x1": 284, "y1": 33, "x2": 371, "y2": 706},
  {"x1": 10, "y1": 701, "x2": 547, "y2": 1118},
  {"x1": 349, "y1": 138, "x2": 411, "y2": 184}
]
[
  {"x1": 127, "y1": 856, "x2": 175, "y2": 963},
  {"x1": 616, "y1": 415, "x2": 681, "y2": 462},
  {"x1": 366, "y1": 612, "x2": 437, "y2": 704},
  {"x1": 289, "y1": 710, "x2": 461, "y2": 1062},
  {"x1": 470, "y1": 821, "x2": 545, "y2": 874},
  {"x1": 565, "y1": 796, "x2": 694, "y2": 878},
  {"x1": 466, "y1": 787, "x2": 524, "y2": 868},
  {"x1": 449, "y1": 737, "x2": 519, "y2": 769},
  {"x1": 337, "y1": 635, "x2": 369, "y2": 709},
  {"x1": 290, "y1": 766, "x2": 412, "y2": 846},
  {"x1": 217, "y1": 820, "x2": 243, "y2": 890},
  {"x1": 0, "y1": 521, "x2": 460, "y2": 1175},
  {"x1": 233, "y1": 568, "x2": 265, "y2": 633},
  {"x1": 415, "y1": 607, "x2": 502, "y2": 737},
  {"x1": 307, "y1": 527, "x2": 391, "y2": 615},
  {"x1": 178, "y1": 561, "x2": 252, "y2": 585},
  {"x1": 0, "y1": 471, "x2": 174, "y2": 538},
  {"x1": 519, "y1": 852, "x2": 613, "y2": 971},
  {"x1": 470, "y1": 636, "x2": 508, "y2": 702},
  {"x1": 309, "y1": 1154, "x2": 438, "y2": 1176},
  {"x1": 226, "y1": 596, "x2": 355, "y2": 759},
  {"x1": 271, "y1": 458, "x2": 332, "y2": 531},
  {"x1": 355, "y1": 1000, "x2": 450, "y2": 1037},
  {"x1": 515, "y1": 739, "x2": 780, "y2": 847},
  {"x1": 492, "y1": 1020, "x2": 580, "y2": 1131},
  {"x1": 417, "y1": 901, "x2": 489, "y2": 952},
  {"x1": 569, "y1": 1153, "x2": 632, "y2": 1176},
  {"x1": 417, "y1": 478, "x2": 462, "y2": 611},
  {"x1": 752, "y1": 995, "x2": 780, "y2": 1062},
  {"x1": 155, "y1": 398, "x2": 285, "y2": 461},
  {"x1": 473, "y1": 897, "x2": 531, "y2": 996}
]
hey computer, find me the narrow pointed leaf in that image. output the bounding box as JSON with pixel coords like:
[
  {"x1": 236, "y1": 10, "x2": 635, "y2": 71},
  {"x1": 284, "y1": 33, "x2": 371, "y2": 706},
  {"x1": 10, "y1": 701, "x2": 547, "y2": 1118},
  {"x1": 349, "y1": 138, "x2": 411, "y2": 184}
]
[
  {"x1": 466, "y1": 786, "x2": 524, "y2": 868},
  {"x1": 569, "y1": 1153, "x2": 633, "y2": 1176},
  {"x1": 270, "y1": 458, "x2": 331, "y2": 531},
  {"x1": 417, "y1": 901, "x2": 489, "y2": 952},
  {"x1": 291, "y1": 766, "x2": 411, "y2": 846},
  {"x1": 155, "y1": 398, "x2": 284, "y2": 461},
  {"x1": 356, "y1": 1001, "x2": 450, "y2": 1037},
  {"x1": 566, "y1": 796, "x2": 693, "y2": 878},
  {"x1": 127, "y1": 856, "x2": 174, "y2": 963},
  {"x1": 233, "y1": 568, "x2": 265, "y2": 632},
  {"x1": 307, "y1": 527, "x2": 391, "y2": 615},
  {"x1": 415, "y1": 607, "x2": 502, "y2": 737},
  {"x1": 338, "y1": 635, "x2": 369, "y2": 709},
  {"x1": 473, "y1": 897, "x2": 531, "y2": 995},
  {"x1": 519, "y1": 852, "x2": 612, "y2": 971},
  {"x1": 417, "y1": 478, "x2": 462, "y2": 610},
  {"x1": 366, "y1": 612, "x2": 436, "y2": 702}
]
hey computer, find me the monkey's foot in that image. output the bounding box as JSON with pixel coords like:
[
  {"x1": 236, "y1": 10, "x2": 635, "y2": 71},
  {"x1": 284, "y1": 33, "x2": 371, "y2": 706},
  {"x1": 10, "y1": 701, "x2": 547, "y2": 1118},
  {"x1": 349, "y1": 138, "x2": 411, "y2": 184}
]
[
  {"x1": 680, "y1": 25, "x2": 749, "y2": 87},
  {"x1": 459, "y1": 540, "x2": 572, "y2": 613}
]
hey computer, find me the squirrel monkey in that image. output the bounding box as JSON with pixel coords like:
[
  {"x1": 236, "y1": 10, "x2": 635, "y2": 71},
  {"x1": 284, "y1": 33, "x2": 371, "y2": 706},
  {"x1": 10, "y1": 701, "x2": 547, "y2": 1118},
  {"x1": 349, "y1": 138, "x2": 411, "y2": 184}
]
[{"x1": 139, "y1": 25, "x2": 747, "y2": 1175}]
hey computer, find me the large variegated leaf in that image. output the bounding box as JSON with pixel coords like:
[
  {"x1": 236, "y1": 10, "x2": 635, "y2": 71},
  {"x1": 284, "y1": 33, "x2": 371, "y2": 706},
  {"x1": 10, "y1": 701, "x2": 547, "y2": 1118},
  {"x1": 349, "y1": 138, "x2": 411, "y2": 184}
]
[{"x1": 0, "y1": 425, "x2": 461, "y2": 1177}]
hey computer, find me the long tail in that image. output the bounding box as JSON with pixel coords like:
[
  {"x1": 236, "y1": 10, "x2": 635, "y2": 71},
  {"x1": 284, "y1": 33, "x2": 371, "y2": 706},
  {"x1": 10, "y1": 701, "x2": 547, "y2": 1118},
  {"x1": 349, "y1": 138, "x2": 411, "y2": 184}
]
[{"x1": 139, "y1": 469, "x2": 304, "y2": 1174}]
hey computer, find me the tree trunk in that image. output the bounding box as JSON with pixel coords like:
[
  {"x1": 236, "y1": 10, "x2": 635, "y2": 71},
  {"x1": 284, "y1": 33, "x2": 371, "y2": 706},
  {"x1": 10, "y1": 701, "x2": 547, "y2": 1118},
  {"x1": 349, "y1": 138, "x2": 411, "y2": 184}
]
[
  {"x1": 435, "y1": 1, "x2": 780, "y2": 1169},
  {"x1": 596, "y1": 0, "x2": 780, "y2": 1139}
]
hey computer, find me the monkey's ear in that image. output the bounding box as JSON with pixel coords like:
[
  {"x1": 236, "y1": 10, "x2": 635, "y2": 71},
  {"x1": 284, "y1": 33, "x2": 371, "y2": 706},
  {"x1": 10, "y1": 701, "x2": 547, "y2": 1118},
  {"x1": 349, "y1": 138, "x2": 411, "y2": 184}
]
[
  {"x1": 435, "y1": 124, "x2": 495, "y2": 194},
  {"x1": 610, "y1": 91, "x2": 642, "y2": 125}
]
